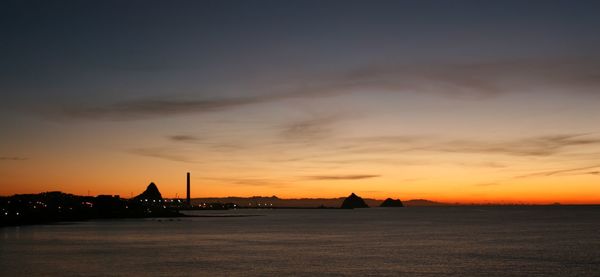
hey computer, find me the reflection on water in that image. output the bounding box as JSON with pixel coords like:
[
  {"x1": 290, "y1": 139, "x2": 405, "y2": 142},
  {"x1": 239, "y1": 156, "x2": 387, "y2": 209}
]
[{"x1": 1, "y1": 207, "x2": 600, "y2": 276}]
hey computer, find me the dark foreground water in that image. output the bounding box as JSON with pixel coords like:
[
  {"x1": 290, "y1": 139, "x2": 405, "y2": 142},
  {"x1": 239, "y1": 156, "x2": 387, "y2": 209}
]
[{"x1": 1, "y1": 206, "x2": 599, "y2": 276}]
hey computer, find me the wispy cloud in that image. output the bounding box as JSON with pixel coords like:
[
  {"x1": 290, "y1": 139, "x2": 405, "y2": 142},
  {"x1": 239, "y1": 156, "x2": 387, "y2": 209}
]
[
  {"x1": 228, "y1": 132, "x2": 600, "y2": 171},
  {"x1": 516, "y1": 165, "x2": 600, "y2": 179},
  {"x1": 279, "y1": 115, "x2": 343, "y2": 141},
  {"x1": 52, "y1": 84, "x2": 343, "y2": 121},
  {"x1": 305, "y1": 174, "x2": 380, "y2": 180},
  {"x1": 432, "y1": 134, "x2": 600, "y2": 157},
  {"x1": 474, "y1": 182, "x2": 501, "y2": 187},
  {"x1": 168, "y1": 135, "x2": 203, "y2": 143},
  {"x1": 167, "y1": 134, "x2": 244, "y2": 152},
  {"x1": 231, "y1": 179, "x2": 288, "y2": 188},
  {"x1": 338, "y1": 57, "x2": 600, "y2": 97},
  {"x1": 58, "y1": 96, "x2": 270, "y2": 120},
  {"x1": 471, "y1": 167, "x2": 599, "y2": 187},
  {"x1": 202, "y1": 177, "x2": 289, "y2": 188},
  {"x1": 0, "y1": 156, "x2": 27, "y2": 161},
  {"x1": 344, "y1": 133, "x2": 600, "y2": 157},
  {"x1": 129, "y1": 147, "x2": 198, "y2": 163},
  {"x1": 48, "y1": 57, "x2": 600, "y2": 121}
]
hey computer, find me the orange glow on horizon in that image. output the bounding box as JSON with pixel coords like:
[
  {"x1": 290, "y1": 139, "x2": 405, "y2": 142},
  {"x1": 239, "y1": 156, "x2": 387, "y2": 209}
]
[
  {"x1": 2, "y1": 169, "x2": 599, "y2": 205},
  {"x1": 2, "y1": 94, "x2": 600, "y2": 205}
]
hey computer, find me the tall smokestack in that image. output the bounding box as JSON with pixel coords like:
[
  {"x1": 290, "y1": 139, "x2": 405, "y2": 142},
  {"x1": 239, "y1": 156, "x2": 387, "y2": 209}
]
[{"x1": 186, "y1": 172, "x2": 191, "y2": 206}]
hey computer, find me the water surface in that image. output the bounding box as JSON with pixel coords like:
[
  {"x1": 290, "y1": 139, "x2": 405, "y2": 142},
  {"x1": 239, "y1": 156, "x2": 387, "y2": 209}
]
[{"x1": 1, "y1": 207, "x2": 599, "y2": 276}]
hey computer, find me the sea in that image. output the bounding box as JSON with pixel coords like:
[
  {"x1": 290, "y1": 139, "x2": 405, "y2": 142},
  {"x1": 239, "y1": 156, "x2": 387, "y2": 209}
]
[{"x1": 1, "y1": 206, "x2": 599, "y2": 276}]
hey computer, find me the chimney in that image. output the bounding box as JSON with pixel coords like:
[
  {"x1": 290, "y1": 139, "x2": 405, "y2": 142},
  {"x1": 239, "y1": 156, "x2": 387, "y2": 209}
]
[{"x1": 186, "y1": 172, "x2": 191, "y2": 206}]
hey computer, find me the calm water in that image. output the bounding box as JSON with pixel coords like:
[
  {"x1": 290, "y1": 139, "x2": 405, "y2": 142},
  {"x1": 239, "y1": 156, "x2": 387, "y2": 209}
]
[{"x1": 1, "y1": 207, "x2": 599, "y2": 276}]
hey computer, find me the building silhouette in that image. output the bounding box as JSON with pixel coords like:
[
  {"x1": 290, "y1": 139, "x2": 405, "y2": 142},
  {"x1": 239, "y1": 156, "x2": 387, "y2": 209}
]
[{"x1": 186, "y1": 172, "x2": 191, "y2": 206}]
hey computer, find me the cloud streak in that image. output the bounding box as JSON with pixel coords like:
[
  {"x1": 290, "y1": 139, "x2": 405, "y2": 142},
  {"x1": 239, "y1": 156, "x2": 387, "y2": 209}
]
[
  {"x1": 305, "y1": 174, "x2": 380, "y2": 180},
  {"x1": 432, "y1": 134, "x2": 600, "y2": 157},
  {"x1": 49, "y1": 57, "x2": 600, "y2": 121},
  {"x1": 168, "y1": 135, "x2": 203, "y2": 143},
  {"x1": 347, "y1": 58, "x2": 595, "y2": 98},
  {"x1": 343, "y1": 134, "x2": 600, "y2": 157},
  {"x1": 201, "y1": 177, "x2": 290, "y2": 188},
  {"x1": 279, "y1": 115, "x2": 344, "y2": 142},
  {"x1": 0, "y1": 156, "x2": 27, "y2": 161},
  {"x1": 129, "y1": 147, "x2": 198, "y2": 163},
  {"x1": 167, "y1": 134, "x2": 244, "y2": 152},
  {"x1": 58, "y1": 96, "x2": 269, "y2": 120},
  {"x1": 516, "y1": 165, "x2": 600, "y2": 179}
]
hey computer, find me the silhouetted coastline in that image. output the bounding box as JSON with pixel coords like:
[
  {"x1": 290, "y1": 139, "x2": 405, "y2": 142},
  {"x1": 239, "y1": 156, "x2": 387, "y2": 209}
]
[
  {"x1": 0, "y1": 183, "x2": 186, "y2": 227},
  {"x1": 4, "y1": 185, "x2": 590, "y2": 227}
]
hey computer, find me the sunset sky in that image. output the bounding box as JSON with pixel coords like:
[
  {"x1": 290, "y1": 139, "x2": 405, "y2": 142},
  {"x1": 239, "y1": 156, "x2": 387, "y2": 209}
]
[{"x1": 1, "y1": 0, "x2": 600, "y2": 203}]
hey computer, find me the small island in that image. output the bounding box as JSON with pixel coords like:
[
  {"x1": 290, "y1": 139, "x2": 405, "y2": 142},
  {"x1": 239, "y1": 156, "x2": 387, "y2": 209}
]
[
  {"x1": 340, "y1": 193, "x2": 369, "y2": 209},
  {"x1": 380, "y1": 198, "x2": 404, "y2": 207}
]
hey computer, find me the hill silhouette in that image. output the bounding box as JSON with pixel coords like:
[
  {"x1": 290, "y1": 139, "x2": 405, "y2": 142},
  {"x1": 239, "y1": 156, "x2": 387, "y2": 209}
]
[
  {"x1": 380, "y1": 198, "x2": 404, "y2": 207},
  {"x1": 341, "y1": 193, "x2": 369, "y2": 209},
  {"x1": 403, "y1": 199, "x2": 446, "y2": 206},
  {"x1": 133, "y1": 182, "x2": 163, "y2": 201}
]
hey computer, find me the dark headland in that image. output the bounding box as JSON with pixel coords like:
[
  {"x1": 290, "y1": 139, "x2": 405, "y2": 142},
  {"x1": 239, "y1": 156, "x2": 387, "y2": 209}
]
[
  {"x1": 134, "y1": 182, "x2": 163, "y2": 201},
  {"x1": 0, "y1": 183, "x2": 184, "y2": 227}
]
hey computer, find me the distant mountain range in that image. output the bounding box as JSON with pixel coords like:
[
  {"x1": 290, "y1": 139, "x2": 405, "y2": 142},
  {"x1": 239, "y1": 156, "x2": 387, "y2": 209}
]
[{"x1": 190, "y1": 196, "x2": 446, "y2": 208}]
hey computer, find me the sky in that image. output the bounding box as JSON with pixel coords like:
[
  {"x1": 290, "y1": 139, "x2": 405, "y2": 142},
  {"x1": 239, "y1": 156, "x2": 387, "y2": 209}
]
[{"x1": 1, "y1": 0, "x2": 600, "y2": 203}]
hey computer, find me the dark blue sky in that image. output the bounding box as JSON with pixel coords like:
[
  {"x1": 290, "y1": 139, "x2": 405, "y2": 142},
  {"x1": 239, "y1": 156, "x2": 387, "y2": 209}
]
[{"x1": 2, "y1": 0, "x2": 599, "y2": 107}]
